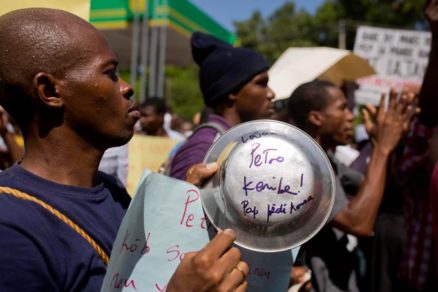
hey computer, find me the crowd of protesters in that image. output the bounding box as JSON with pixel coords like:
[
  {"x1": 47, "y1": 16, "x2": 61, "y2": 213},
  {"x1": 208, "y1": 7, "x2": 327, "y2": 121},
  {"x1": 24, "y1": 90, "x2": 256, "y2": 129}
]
[{"x1": 0, "y1": 1, "x2": 437, "y2": 292}]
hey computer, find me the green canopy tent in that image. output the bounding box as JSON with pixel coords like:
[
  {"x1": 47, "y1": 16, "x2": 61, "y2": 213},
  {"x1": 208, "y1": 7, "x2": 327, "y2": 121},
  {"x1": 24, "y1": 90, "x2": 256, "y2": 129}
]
[{"x1": 90, "y1": 0, "x2": 237, "y2": 100}]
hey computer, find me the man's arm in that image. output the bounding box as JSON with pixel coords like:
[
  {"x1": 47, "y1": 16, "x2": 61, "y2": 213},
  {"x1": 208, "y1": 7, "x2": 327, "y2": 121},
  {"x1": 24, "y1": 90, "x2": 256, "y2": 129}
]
[
  {"x1": 332, "y1": 91, "x2": 413, "y2": 236},
  {"x1": 418, "y1": 0, "x2": 438, "y2": 128},
  {"x1": 398, "y1": 0, "x2": 438, "y2": 186},
  {"x1": 0, "y1": 223, "x2": 58, "y2": 291}
]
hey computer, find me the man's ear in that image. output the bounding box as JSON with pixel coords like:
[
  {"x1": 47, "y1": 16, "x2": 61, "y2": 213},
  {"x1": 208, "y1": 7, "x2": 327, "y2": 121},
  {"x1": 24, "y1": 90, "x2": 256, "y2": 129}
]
[
  {"x1": 228, "y1": 92, "x2": 237, "y2": 102},
  {"x1": 32, "y1": 72, "x2": 63, "y2": 108},
  {"x1": 308, "y1": 110, "x2": 324, "y2": 127}
]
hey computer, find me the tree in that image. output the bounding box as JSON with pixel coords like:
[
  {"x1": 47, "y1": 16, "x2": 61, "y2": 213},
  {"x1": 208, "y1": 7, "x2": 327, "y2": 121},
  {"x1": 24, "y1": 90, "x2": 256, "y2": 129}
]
[
  {"x1": 314, "y1": 0, "x2": 427, "y2": 48},
  {"x1": 234, "y1": 10, "x2": 266, "y2": 50},
  {"x1": 165, "y1": 65, "x2": 204, "y2": 121},
  {"x1": 265, "y1": 2, "x2": 317, "y2": 61},
  {"x1": 234, "y1": 0, "x2": 428, "y2": 59},
  {"x1": 234, "y1": 2, "x2": 317, "y2": 62}
]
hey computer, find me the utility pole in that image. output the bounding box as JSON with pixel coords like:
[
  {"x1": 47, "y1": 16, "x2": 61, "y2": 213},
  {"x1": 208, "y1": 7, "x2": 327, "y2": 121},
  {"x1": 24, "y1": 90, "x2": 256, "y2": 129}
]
[
  {"x1": 130, "y1": 0, "x2": 141, "y2": 98},
  {"x1": 148, "y1": 0, "x2": 159, "y2": 98},
  {"x1": 156, "y1": 0, "x2": 168, "y2": 98},
  {"x1": 139, "y1": 0, "x2": 150, "y2": 102},
  {"x1": 338, "y1": 19, "x2": 346, "y2": 49}
]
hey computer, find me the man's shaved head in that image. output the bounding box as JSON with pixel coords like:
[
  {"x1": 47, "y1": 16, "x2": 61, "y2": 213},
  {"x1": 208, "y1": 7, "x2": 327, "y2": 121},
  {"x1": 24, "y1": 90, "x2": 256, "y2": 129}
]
[{"x1": 0, "y1": 8, "x2": 102, "y2": 130}]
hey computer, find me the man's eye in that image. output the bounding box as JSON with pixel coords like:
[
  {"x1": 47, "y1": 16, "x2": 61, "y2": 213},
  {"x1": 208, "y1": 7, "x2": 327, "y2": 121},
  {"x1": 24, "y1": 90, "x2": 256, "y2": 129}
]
[{"x1": 105, "y1": 69, "x2": 118, "y2": 81}]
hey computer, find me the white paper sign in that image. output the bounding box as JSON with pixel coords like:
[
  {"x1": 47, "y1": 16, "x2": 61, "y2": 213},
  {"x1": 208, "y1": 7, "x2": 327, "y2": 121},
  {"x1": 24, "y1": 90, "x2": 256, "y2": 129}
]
[
  {"x1": 354, "y1": 25, "x2": 431, "y2": 80},
  {"x1": 353, "y1": 25, "x2": 430, "y2": 105},
  {"x1": 102, "y1": 170, "x2": 298, "y2": 292}
]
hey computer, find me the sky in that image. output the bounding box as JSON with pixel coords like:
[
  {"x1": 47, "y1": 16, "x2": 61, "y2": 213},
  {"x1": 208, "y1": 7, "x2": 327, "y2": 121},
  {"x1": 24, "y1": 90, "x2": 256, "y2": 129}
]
[{"x1": 189, "y1": 0, "x2": 325, "y2": 32}]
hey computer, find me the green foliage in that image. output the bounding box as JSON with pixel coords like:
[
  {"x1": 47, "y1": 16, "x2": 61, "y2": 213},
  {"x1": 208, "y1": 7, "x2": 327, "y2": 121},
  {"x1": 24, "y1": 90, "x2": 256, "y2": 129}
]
[
  {"x1": 235, "y1": 0, "x2": 427, "y2": 60},
  {"x1": 234, "y1": 10, "x2": 265, "y2": 49},
  {"x1": 164, "y1": 65, "x2": 204, "y2": 120},
  {"x1": 235, "y1": 1, "x2": 318, "y2": 62},
  {"x1": 118, "y1": 67, "x2": 203, "y2": 121},
  {"x1": 313, "y1": 1, "x2": 344, "y2": 47},
  {"x1": 266, "y1": 2, "x2": 317, "y2": 61},
  {"x1": 313, "y1": 0, "x2": 427, "y2": 48}
]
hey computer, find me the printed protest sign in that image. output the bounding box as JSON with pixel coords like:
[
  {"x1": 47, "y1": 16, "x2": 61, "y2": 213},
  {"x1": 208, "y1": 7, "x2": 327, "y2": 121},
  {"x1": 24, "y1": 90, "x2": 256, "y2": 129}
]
[
  {"x1": 353, "y1": 25, "x2": 430, "y2": 104},
  {"x1": 354, "y1": 25, "x2": 431, "y2": 79}
]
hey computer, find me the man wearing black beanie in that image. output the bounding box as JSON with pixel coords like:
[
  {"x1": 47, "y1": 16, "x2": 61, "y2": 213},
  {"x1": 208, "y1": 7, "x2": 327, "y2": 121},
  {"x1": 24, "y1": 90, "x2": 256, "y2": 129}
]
[{"x1": 169, "y1": 32, "x2": 275, "y2": 180}]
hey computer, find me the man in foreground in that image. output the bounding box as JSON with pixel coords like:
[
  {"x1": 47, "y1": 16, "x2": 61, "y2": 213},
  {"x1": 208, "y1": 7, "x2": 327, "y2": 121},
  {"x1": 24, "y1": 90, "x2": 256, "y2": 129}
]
[{"x1": 0, "y1": 8, "x2": 247, "y2": 291}]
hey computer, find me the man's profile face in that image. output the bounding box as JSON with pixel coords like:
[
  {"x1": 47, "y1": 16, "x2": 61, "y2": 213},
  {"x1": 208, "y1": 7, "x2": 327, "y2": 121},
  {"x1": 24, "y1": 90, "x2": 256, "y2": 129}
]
[
  {"x1": 318, "y1": 86, "x2": 353, "y2": 147},
  {"x1": 233, "y1": 71, "x2": 276, "y2": 122},
  {"x1": 58, "y1": 26, "x2": 139, "y2": 149},
  {"x1": 139, "y1": 105, "x2": 164, "y2": 135}
]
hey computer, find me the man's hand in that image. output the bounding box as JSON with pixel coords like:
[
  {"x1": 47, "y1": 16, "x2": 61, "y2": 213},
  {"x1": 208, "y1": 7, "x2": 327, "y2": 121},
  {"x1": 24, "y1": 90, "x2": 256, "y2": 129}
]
[
  {"x1": 361, "y1": 102, "x2": 378, "y2": 139},
  {"x1": 372, "y1": 90, "x2": 415, "y2": 155},
  {"x1": 290, "y1": 266, "x2": 312, "y2": 292},
  {"x1": 0, "y1": 106, "x2": 10, "y2": 136},
  {"x1": 186, "y1": 162, "x2": 218, "y2": 186},
  {"x1": 362, "y1": 90, "x2": 416, "y2": 150},
  {"x1": 167, "y1": 229, "x2": 248, "y2": 292}
]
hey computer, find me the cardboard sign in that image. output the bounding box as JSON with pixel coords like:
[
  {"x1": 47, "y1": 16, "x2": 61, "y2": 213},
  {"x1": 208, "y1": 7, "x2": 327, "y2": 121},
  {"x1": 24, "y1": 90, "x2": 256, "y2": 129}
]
[
  {"x1": 126, "y1": 135, "x2": 179, "y2": 195},
  {"x1": 102, "y1": 170, "x2": 298, "y2": 292}
]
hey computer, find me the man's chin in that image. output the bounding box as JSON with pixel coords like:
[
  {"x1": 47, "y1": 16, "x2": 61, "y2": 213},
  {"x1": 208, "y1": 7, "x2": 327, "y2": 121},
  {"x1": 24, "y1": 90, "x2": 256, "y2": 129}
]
[
  {"x1": 105, "y1": 131, "x2": 134, "y2": 149},
  {"x1": 341, "y1": 136, "x2": 354, "y2": 146},
  {"x1": 333, "y1": 137, "x2": 352, "y2": 147}
]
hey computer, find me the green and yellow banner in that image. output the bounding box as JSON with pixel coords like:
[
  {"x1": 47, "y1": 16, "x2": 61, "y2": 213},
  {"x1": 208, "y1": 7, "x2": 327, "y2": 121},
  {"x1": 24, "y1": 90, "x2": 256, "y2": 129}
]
[{"x1": 0, "y1": 0, "x2": 90, "y2": 20}]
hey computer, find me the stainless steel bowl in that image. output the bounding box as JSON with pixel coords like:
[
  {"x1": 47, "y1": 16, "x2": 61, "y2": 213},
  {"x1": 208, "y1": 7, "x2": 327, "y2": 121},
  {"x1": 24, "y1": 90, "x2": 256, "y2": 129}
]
[{"x1": 201, "y1": 120, "x2": 335, "y2": 252}]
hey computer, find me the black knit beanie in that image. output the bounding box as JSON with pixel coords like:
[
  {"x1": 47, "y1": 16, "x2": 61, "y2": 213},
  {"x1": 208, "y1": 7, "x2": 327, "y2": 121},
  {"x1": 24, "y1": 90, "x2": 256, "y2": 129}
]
[{"x1": 191, "y1": 32, "x2": 269, "y2": 107}]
